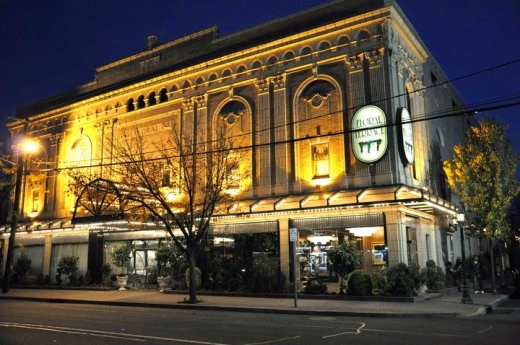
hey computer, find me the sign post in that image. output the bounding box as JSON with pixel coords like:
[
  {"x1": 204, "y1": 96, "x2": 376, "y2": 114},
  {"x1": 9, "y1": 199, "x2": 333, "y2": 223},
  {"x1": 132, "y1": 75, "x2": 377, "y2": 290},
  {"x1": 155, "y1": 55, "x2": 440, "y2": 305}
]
[{"x1": 289, "y1": 228, "x2": 298, "y2": 307}]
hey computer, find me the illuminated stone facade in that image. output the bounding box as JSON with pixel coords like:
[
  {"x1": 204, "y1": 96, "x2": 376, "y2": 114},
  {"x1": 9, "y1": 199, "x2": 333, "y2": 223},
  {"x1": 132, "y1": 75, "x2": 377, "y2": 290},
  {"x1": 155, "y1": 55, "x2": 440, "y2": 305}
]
[{"x1": 3, "y1": 0, "x2": 469, "y2": 287}]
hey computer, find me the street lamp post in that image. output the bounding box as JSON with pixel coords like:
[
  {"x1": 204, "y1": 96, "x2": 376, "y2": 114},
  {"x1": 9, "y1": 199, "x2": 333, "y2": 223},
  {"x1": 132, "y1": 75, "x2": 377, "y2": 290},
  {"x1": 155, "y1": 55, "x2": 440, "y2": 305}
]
[
  {"x1": 457, "y1": 213, "x2": 473, "y2": 304},
  {"x1": 1, "y1": 136, "x2": 38, "y2": 293},
  {"x1": 1, "y1": 147, "x2": 25, "y2": 293}
]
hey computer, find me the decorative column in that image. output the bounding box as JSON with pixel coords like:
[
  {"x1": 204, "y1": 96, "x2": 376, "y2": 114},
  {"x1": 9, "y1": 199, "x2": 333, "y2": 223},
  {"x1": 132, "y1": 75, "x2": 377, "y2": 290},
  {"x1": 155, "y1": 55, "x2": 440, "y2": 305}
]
[
  {"x1": 194, "y1": 94, "x2": 208, "y2": 149},
  {"x1": 48, "y1": 133, "x2": 62, "y2": 215},
  {"x1": 183, "y1": 97, "x2": 195, "y2": 140},
  {"x1": 255, "y1": 78, "x2": 272, "y2": 194},
  {"x1": 271, "y1": 74, "x2": 289, "y2": 194},
  {"x1": 43, "y1": 235, "x2": 52, "y2": 277},
  {"x1": 384, "y1": 210, "x2": 408, "y2": 265},
  {"x1": 278, "y1": 217, "x2": 290, "y2": 281}
]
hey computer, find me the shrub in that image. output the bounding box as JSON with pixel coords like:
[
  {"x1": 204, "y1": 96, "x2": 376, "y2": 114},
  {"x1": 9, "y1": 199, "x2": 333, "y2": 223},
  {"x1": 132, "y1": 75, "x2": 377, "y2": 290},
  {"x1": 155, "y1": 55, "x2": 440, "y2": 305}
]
[
  {"x1": 303, "y1": 278, "x2": 327, "y2": 294},
  {"x1": 347, "y1": 271, "x2": 373, "y2": 296},
  {"x1": 25, "y1": 275, "x2": 38, "y2": 286},
  {"x1": 372, "y1": 266, "x2": 391, "y2": 294},
  {"x1": 83, "y1": 271, "x2": 92, "y2": 286},
  {"x1": 68, "y1": 274, "x2": 78, "y2": 286},
  {"x1": 43, "y1": 275, "x2": 51, "y2": 285},
  {"x1": 227, "y1": 278, "x2": 241, "y2": 292},
  {"x1": 444, "y1": 261, "x2": 456, "y2": 287},
  {"x1": 420, "y1": 260, "x2": 446, "y2": 291},
  {"x1": 408, "y1": 263, "x2": 422, "y2": 291},
  {"x1": 386, "y1": 263, "x2": 418, "y2": 297},
  {"x1": 36, "y1": 273, "x2": 44, "y2": 285},
  {"x1": 327, "y1": 242, "x2": 363, "y2": 294},
  {"x1": 252, "y1": 254, "x2": 279, "y2": 293},
  {"x1": 101, "y1": 264, "x2": 112, "y2": 284},
  {"x1": 13, "y1": 253, "x2": 32, "y2": 280},
  {"x1": 185, "y1": 267, "x2": 201, "y2": 290}
]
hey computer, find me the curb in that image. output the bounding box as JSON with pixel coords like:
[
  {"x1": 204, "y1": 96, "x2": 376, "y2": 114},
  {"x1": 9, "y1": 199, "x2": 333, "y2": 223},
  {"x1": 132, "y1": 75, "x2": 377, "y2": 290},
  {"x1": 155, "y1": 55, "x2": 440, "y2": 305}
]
[{"x1": 0, "y1": 295, "x2": 459, "y2": 319}]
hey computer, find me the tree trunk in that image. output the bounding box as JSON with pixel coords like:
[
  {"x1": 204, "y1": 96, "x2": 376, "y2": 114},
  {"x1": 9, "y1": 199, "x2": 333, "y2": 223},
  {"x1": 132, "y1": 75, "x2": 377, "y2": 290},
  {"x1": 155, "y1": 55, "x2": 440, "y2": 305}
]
[
  {"x1": 188, "y1": 247, "x2": 197, "y2": 303},
  {"x1": 490, "y1": 239, "x2": 497, "y2": 293}
]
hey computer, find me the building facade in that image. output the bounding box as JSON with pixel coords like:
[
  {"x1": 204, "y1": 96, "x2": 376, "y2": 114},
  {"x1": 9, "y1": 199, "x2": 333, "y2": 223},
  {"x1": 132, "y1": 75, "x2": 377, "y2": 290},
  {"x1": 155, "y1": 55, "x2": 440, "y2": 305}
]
[{"x1": 3, "y1": 0, "x2": 472, "y2": 287}]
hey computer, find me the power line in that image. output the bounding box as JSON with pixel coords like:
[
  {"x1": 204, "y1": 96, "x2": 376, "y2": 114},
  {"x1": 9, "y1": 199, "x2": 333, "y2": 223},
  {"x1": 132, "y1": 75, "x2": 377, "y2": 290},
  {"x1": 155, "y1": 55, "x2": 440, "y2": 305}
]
[{"x1": 57, "y1": 98, "x2": 520, "y2": 171}]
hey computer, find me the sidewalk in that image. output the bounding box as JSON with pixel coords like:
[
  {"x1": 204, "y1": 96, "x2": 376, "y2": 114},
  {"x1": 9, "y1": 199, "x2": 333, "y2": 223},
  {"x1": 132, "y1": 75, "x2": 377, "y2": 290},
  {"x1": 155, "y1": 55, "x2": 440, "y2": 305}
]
[{"x1": 0, "y1": 286, "x2": 512, "y2": 318}]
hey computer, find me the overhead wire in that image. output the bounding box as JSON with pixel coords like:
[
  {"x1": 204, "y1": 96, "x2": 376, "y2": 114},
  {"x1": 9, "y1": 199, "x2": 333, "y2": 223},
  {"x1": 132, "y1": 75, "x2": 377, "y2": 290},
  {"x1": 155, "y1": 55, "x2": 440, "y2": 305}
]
[{"x1": 12, "y1": 51, "x2": 520, "y2": 169}]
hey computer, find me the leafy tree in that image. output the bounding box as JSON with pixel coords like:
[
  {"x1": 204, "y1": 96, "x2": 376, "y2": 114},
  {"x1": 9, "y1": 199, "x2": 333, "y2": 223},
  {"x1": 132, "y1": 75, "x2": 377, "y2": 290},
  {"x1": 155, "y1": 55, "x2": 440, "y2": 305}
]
[
  {"x1": 327, "y1": 241, "x2": 362, "y2": 294},
  {"x1": 13, "y1": 252, "x2": 32, "y2": 282},
  {"x1": 443, "y1": 117, "x2": 519, "y2": 291},
  {"x1": 57, "y1": 253, "x2": 79, "y2": 284},
  {"x1": 155, "y1": 241, "x2": 186, "y2": 279},
  {"x1": 109, "y1": 244, "x2": 132, "y2": 276},
  {"x1": 251, "y1": 253, "x2": 279, "y2": 293},
  {"x1": 67, "y1": 119, "x2": 249, "y2": 302}
]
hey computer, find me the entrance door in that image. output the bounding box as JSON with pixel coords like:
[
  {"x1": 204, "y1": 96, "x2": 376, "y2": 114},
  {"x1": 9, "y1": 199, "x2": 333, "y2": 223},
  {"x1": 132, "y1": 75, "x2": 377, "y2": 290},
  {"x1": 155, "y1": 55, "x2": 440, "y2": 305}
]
[
  {"x1": 406, "y1": 227, "x2": 418, "y2": 266},
  {"x1": 88, "y1": 231, "x2": 104, "y2": 284}
]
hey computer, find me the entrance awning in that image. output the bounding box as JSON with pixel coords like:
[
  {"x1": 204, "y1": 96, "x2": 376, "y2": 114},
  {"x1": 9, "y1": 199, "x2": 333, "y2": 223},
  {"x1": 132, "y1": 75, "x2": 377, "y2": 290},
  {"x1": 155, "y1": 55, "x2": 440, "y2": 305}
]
[{"x1": 222, "y1": 184, "x2": 457, "y2": 216}]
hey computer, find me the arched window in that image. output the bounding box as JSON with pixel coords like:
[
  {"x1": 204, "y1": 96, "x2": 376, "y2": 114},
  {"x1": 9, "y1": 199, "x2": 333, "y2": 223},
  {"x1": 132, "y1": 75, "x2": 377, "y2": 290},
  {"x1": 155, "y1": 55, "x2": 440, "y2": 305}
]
[
  {"x1": 283, "y1": 51, "x2": 295, "y2": 61},
  {"x1": 159, "y1": 88, "x2": 168, "y2": 103},
  {"x1": 127, "y1": 98, "x2": 135, "y2": 112},
  {"x1": 358, "y1": 30, "x2": 370, "y2": 40},
  {"x1": 317, "y1": 41, "x2": 331, "y2": 51},
  {"x1": 70, "y1": 136, "x2": 92, "y2": 167},
  {"x1": 251, "y1": 60, "x2": 262, "y2": 70},
  {"x1": 338, "y1": 35, "x2": 350, "y2": 46},
  {"x1": 148, "y1": 92, "x2": 157, "y2": 106},
  {"x1": 300, "y1": 46, "x2": 313, "y2": 56},
  {"x1": 267, "y1": 56, "x2": 278, "y2": 66},
  {"x1": 137, "y1": 95, "x2": 146, "y2": 109},
  {"x1": 219, "y1": 100, "x2": 246, "y2": 126},
  {"x1": 208, "y1": 73, "x2": 218, "y2": 81}
]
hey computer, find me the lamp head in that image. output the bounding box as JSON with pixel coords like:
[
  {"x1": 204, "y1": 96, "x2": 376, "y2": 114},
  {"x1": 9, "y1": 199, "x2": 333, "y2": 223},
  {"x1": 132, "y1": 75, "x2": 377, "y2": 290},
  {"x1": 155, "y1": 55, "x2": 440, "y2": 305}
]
[{"x1": 22, "y1": 140, "x2": 38, "y2": 154}]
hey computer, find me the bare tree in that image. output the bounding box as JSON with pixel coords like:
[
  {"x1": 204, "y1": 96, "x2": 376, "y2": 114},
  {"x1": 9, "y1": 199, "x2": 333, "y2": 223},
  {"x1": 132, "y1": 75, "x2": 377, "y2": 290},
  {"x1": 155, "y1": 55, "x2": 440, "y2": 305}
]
[{"x1": 68, "y1": 119, "x2": 248, "y2": 302}]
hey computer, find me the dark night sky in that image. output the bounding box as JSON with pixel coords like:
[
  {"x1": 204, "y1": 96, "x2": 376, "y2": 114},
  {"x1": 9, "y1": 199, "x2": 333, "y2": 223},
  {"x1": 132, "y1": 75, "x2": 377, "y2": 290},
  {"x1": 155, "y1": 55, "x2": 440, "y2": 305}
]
[{"x1": 1, "y1": 0, "x2": 519, "y2": 160}]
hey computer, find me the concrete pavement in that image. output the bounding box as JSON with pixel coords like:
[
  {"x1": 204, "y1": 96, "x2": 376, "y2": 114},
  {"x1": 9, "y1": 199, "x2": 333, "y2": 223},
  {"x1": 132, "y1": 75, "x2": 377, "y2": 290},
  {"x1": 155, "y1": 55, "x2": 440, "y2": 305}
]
[{"x1": 0, "y1": 287, "x2": 512, "y2": 318}]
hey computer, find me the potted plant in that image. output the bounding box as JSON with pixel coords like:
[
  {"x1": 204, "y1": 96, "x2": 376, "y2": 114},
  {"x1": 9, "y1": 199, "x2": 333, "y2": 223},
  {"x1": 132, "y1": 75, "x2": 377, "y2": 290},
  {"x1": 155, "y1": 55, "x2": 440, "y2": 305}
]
[
  {"x1": 155, "y1": 244, "x2": 172, "y2": 291},
  {"x1": 327, "y1": 241, "x2": 362, "y2": 294},
  {"x1": 57, "y1": 253, "x2": 79, "y2": 285},
  {"x1": 109, "y1": 243, "x2": 132, "y2": 290},
  {"x1": 13, "y1": 253, "x2": 32, "y2": 285}
]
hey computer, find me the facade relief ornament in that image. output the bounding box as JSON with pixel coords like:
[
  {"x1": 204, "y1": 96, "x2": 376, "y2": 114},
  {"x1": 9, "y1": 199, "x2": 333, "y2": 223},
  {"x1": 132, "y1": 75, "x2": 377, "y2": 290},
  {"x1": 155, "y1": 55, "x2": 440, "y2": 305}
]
[
  {"x1": 270, "y1": 74, "x2": 285, "y2": 90},
  {"x1": 50, "y1": 133, "x2": 63, "y2": 145},
  {"x1": 183, "y1": 97, "x2": 194, "y2": 111},
  {"x1": 194, "y1": 94, "x2": 207, "y2": 108},
  {"x1": 255, "y1": 78, "x2": 270, "y2": 93},
  {"x1": 346, "y1": 53, "x2": 364, "y2": 70}
]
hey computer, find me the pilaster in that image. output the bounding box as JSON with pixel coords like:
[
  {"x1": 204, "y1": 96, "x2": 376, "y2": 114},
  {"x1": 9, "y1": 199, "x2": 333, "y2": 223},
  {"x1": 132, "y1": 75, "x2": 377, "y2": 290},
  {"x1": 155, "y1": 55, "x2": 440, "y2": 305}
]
[{"x1": 255, "y1": 78, "x2": 272, "y2": 193}]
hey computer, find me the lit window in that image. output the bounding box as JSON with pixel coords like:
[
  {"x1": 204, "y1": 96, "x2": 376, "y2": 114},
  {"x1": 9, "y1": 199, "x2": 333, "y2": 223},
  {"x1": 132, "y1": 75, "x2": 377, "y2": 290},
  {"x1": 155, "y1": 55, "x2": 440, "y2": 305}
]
[
  {"x1": 312, "y1": 143, "x2": 329, "y2": 178},
  {"x1": 162, "y1": 166, "x2": 171, "y2": 187},
  {"x1": 32, "y1": 189, "x2": 40, "y2": 212}
]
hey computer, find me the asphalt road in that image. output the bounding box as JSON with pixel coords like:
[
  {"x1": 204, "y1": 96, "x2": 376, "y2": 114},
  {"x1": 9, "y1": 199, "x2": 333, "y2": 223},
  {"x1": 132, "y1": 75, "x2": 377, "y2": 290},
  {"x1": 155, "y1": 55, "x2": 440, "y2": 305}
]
[{"x1": 0, "y1": 300, "x2": 519, "y2": 345}]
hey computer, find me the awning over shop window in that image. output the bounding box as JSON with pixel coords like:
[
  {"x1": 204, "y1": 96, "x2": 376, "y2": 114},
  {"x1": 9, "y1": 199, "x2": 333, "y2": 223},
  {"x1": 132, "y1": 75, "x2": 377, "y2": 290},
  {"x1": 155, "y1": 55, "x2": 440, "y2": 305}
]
[{"x1": 290, "y1": 213, "x2": 384, "y2": 231}]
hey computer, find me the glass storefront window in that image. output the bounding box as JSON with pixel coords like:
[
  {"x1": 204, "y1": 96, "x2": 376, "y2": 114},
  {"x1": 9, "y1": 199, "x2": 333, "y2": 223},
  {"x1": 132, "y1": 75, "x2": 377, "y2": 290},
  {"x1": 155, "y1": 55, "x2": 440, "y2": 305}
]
[{"x1": 296, "y1": 226, "x2": 386, "y2": 282}]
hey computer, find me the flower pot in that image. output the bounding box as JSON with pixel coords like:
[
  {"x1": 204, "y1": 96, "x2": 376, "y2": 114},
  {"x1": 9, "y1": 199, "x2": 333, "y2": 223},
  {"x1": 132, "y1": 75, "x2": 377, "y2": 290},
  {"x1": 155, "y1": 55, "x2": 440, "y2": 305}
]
[
  {"x1": 117, "y1": 275, "x2": 128, "y2": 291},
  {"x1": 157, "y1": 276, "x2": 171, "y2": 291}
]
